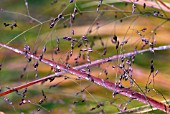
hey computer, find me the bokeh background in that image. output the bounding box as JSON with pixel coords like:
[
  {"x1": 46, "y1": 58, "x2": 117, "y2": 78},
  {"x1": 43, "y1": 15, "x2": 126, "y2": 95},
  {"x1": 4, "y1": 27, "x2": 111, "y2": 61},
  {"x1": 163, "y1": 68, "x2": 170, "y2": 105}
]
[{"x1": 0, "y1": 0, "x2": 170, "y2": 113}]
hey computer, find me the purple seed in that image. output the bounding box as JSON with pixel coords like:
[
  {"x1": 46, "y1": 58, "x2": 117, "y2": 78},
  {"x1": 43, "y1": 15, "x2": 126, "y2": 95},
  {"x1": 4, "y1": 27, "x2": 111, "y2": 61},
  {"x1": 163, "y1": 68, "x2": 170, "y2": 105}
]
[{"x1": 70, "y1": 0, "x2": 73, "y2": 3}]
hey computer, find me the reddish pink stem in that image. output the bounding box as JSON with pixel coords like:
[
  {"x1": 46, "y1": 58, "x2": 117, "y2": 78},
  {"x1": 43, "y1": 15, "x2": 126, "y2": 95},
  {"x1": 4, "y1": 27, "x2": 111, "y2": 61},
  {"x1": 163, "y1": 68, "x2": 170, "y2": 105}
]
[{"x1": 0, "y1": 43, "x2": 169, "y2": 113}]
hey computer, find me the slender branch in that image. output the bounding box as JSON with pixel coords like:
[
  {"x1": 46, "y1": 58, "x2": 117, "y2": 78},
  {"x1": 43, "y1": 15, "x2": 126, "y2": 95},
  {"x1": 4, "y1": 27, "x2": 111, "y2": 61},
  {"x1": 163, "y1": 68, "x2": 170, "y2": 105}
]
[
  {"x1": 157, "y1": 0, "x2": 170, "y2": 10},
  {"x1": 0, "y1": 45, "x2": 169, "y2": 96},
  {"x1": 119, "y1": 100, "x2": 170, "y2": 113},
  {"x1": 0, "y1": 43, "x2": 170, "y2": 113},
  {"x1": 121, "y1": 0, "x2": 170, "y2": 12},
  {"x1": 1, "y1": 9, "x2": 42, "y2": 24}
]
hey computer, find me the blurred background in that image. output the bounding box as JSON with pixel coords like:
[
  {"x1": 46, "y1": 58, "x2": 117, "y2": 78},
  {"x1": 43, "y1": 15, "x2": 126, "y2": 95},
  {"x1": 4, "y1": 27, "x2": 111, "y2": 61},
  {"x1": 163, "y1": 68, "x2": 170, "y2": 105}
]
[{"x1": 0, "y1": 0, "x2": 170, "y2": 113}]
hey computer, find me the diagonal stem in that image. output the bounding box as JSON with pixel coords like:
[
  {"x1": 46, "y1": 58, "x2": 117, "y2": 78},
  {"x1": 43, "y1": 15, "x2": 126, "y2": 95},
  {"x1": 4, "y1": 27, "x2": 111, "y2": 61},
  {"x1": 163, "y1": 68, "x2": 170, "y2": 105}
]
[{"x1": 0, "y1": 43, "x2": 170, "y2": 113}]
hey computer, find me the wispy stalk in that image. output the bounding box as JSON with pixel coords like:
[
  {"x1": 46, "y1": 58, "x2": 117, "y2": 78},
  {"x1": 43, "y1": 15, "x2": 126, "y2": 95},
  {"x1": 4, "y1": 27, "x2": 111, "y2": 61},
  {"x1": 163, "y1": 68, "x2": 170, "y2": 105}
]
[
  {"x1": 0, "y1": 43, "x2": 170, "y2": 112},
  {"x1": 119, "y1": 100, "x2": 170, "y2": 113}
]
